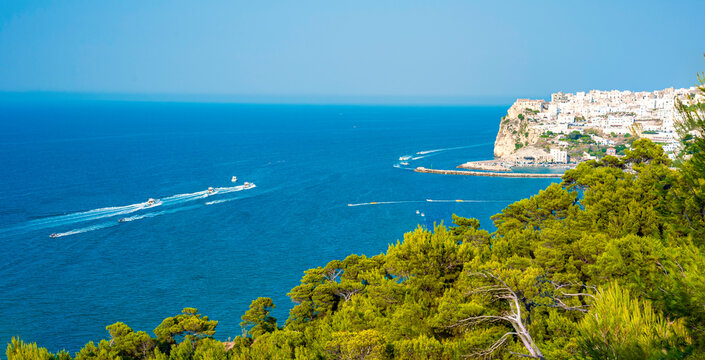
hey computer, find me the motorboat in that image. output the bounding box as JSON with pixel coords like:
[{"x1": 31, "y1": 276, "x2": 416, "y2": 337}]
[
  {"x1": 147, "y1": 198, "x2": 156, "y2": 205},
  {"x1": 207, "y1": 187, "x2": 215, "y2": 193},
  {"x1": 243, "y1": 182, "x2": 254, "y2": 189},
  {"x1": 399, "y1": 155, "x2": 412, "y2": 161},
  {"x1": 400, "y1": 162, "x2": 409, "y2": 166},
  {"x1": 420, "y1": 213, "x2": 425, "y2": 217},
  {"x1": 416, "y1": 210, "x2": 420, "y2": 214},
  {"x1": 118, "y1": 218, "x2": 127, "y2": 223},
  {"x1": 231, "y1": 176, "x2": 238, "y2": 183},
  {"x1": 49, "y1": 233, "x2": 59, "y2": 238}
]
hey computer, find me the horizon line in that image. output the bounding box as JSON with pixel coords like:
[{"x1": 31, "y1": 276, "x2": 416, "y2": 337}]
[{"x1": 0, "y1": 91, "x2": 532, "y2": 106}]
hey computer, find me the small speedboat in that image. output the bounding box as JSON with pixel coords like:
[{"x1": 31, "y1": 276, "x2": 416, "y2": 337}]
[
  {"x1": 243, "y1": 182, "x2": 254, "y2": 189},
  {"x1": 231, "y1": 176, "x2": 238, "y2": 183},
  {"x1": 207, "y1": 187, "x2": 215, "y2": 193},
  {"x1": 49, "y1": 233, "x2": 59, "y2": 238},
  {"x1": 118, "y1": 218, "x2": 127, "y2": 223},
  {"x1": 147, "y1": 198, "x2": 156, "y2": 205},
  {"x1": 399, "y1": 155, "x2": 412, "y2": 161},
  {"x1": 416, "y1": 210, "x2": 420, "y2": 214},
  {"x1": 420, "y1": 213, "x2": 425, "y2": 217},
  {"x1": 400, "y1": 162, "x2": 409, "y2": 166}
]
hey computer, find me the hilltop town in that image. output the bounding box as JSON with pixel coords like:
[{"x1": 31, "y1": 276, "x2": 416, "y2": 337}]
[{"x1": 492, "y1": 86, "x2": 703, "y2": 164}]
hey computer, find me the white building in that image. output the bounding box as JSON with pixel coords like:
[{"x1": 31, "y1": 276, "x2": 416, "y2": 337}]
[{"x1": 550, "y1": 148, "x2": 568, "y2": 163}]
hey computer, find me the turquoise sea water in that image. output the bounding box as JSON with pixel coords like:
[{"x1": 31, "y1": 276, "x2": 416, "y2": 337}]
[{"x1": 0, "y1": 101, "x2": 559, "y2": 352}]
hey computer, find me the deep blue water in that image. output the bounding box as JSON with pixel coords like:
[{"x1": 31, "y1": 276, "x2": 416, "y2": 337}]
[{"x1": 0, "y1": 101, "x2": 558, "y2": 353}]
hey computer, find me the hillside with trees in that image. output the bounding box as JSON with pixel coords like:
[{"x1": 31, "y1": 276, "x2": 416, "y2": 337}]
[{"x1": 7, "y1": 68, "x2": 705, "y2": 360}]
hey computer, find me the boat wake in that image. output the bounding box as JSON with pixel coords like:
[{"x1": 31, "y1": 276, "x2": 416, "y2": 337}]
[
  {"x1": 394, "y1": 142, "x2": 495, "y2": 169},
  {"x1": 3, "y1": 200, "x2": 162, "y2": 234},
  {"x1": 118, "y1": 205, "x2": 202, "y2": 223},
  {"x1": 0, "y1": 182, "x2": 257, "y2": 238},
  {"x1": 348, "y1": 200, "x2": 425, "y2": 207},
  {"x1": 348, "y1": 198, "x2": 512, "y2": 207},
  {"x1": 415, "y1": 142, "x2": 495, "y2": 155},
  {"x1": 49, "y1": 222, "x2": 118, "y2": 238},
  {"x1": 425, "y1": 199, "x2": 512, "y2": 203}
]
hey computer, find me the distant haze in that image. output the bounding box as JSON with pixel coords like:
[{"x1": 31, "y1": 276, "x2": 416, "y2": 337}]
[{"x1": 0, "y1": 0, "x2": 703, "y2": 104}]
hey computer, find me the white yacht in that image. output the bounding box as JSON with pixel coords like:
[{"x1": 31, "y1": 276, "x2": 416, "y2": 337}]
[
  {"x1": 207, "y1": 187, "x2": 215, "y2": 194},
  {"x1": 231, "y1": 176, "x2": 238, "y2": 183},
  {"x1": 399, "y1": 155, "x2": 412, "y2": 161}
]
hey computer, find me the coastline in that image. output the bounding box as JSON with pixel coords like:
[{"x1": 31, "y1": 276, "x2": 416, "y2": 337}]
[
  {"x1": 415, "y1": 167, "x2": 565, "y2": 178},
  {"x1": 457, "y1": 159, "x2": 575, "y2": 172}
]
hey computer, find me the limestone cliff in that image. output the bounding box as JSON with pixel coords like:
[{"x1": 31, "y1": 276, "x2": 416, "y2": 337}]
[{"x1": 493, "y1": 102, "x2": 549, "y2": 160}]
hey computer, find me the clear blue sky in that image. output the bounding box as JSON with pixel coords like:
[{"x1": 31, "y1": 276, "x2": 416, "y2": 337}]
[{"x1": 0, "y1": 0, "x2": 703, "y2": 103}]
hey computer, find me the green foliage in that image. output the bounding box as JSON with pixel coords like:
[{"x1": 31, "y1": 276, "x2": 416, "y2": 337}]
[
  {"x1": 6, "y1": 337, "x2": 63, "y2": 360},
  {"x1": 240, "y1": 297, "x2": 277, "y2": 338},
  {"x1": 518, "y1": 114, "x2": 525, "y2": 120},
  {"x1": 562, "y1": 130, "x2": 594, "y2": 144},
  {"x1": 675, "y1": 59, "x2": 705, "y2": 241},
  {"x1": 154, "y1": 308, "x2": 217, "y2": 347},
  {"x1": 576, "y1": 283, "x2": 691, "y2": 359}
]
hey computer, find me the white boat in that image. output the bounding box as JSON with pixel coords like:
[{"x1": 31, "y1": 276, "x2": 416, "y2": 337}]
[
  {"x1": 399, "y1": 155, "x2": 412, "y2": 161},
  {"x1": 49, "y1": 233, "x2": 59, "y2": 238},
  {"x1": 420, "y1": 213, "x2": 425, "y2": 217},
  {"x1": 147, "y1": 198, "x2": 157, "y2": 205},
  {"x1": 207, "y1": 187, "x2": 215, "y2": 193},
  {"x1": 400, "y1": 162, "x2": 409, "y2": 166},
  {"x1": 231, "y1": 176, "x2": 238, "y2": 183},
  {"x1": 416, "y1": 210, "x2": 420, "y2": 214},
  {"x1": 243, "y1": 182, "x2": 255, "y2": 189}
]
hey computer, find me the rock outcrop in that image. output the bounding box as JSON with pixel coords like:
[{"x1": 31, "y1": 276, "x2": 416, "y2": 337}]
[{"x1": 493, "y1": 102, "x2": 549, "y2": 160}]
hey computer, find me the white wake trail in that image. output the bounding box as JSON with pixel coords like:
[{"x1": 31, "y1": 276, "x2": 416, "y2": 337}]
[
  {"x1": 2, "y1": 183, "x2": 257, "y2": 236},
  {"x1": 415, "y1": 142, "x2": 494, "y2": 155},
  {"x1": 4, "y1": 201, "x2": 161, "y2": 234},
  {"x1": 49, "y1": 222, "x2": 118, "y2": 238},
  {"x1": 425, "y1": 199, "x2": 513, "y2": 203},
  {"x1": 118, "y1": 205, "x2": 202, "y2": 223},
  {"x1": 348, "y1": 200, "x2": 425, "y2": 207}
]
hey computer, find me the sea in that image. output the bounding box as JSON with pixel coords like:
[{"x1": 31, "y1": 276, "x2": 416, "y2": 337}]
[{"x1": 0, "y1": 100, "x2": 559, "y2": 353}]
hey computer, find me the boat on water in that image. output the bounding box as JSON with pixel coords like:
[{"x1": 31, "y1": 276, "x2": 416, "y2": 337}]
[
  {"x1": 118, "y1": 218, "x2": 127, "y2": 223},
  {"x1": 400, "y1": 161, "x2": 409, "y2": 166},
  {"x1": 147, "y1": 198, "x2": 157, "y2": 205},
  {"x1": 420, "y1": 213, "x2": 425, "y2": 217},
  {"x1": 207, "y1": 187, "x2": 215, "y2": 194},
  {"x1": 243, "y1": 182, "x2": 255, "y2": 189},
  {"x1": 416, "y1": 210, "x2": 420, "y2": 214},
  {"x1": 231, "y1": 176, "x2": 238, "y2": 183},
  {"x1": 399, "y1": 155, "x2": 412, "y2": 161},
  {"x1": 49, "y1": 233, "x2": 59, "y2": 238}
]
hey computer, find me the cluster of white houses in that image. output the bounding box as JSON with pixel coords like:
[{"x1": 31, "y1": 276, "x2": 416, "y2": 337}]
[{"x1": 517, "y1": 87, "x2": 703, "y2": 160}]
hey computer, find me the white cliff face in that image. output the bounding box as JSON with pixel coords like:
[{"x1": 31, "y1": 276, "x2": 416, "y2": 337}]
[
  {"x1": 494, "y1": 103, "x2": 546, "y2": 159},
  {"x1": 494, "y1": 118, "x2": 517, "y2": 158}
]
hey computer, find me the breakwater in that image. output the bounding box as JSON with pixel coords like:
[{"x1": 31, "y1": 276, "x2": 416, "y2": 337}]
[
  {"x1": 415, "y1": 167, "x2": 564, "y2": 178},
  {"x1": 457, "y1": 160, "x2": 512, "y2": 172}
]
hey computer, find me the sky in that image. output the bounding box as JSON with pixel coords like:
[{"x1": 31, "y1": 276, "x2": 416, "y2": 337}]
[{"x1": 0, "y1": 0, "x2": 703, "y2": 103}]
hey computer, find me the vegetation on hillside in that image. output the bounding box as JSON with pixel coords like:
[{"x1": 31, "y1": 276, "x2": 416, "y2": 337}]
[{"x1": 8, "y1": 65, "x2": 705, "y2": 360}]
